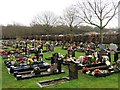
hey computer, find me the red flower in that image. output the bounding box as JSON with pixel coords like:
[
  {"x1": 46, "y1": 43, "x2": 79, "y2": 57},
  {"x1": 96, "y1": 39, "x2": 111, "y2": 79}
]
[
  {"x1": 83, "y1": 67, "x2": 89, "y2": 71},
  {"x1": 32, "y1": 56, "x2": 36, "y2": 59},
  {"x1": 18, "y1": 58, "x2": 23, "y2": 61},
  {"x1": 83, "y1": 56, "x2": 88, "y2": 62}
]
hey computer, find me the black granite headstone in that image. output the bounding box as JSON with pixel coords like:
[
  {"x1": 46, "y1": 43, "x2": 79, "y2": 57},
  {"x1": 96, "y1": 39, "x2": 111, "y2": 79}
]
[
  {"x1": 57, "y1": 57, "x2": 63, "y2": 73},
  {"x1": 114, "y1": 51, "x2": 120, "y2": 62},
  {"x1": 25, "y1": 42, "x2": 27, "y2": 55},
  {"x1": 52, "y1": 53, "x2": 62, "y2": 73},
  {"x1": 107, "y1": 52, "x2": 111, "y2": 62},
  {"x1": 16, "y1": 42, "x2": 18, "y2": 49}
]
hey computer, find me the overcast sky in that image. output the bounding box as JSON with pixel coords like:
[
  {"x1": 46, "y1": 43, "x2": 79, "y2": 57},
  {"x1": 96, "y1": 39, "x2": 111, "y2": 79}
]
[{"x1": 0, "y1": 0, "x2": 119, "y2": 28}]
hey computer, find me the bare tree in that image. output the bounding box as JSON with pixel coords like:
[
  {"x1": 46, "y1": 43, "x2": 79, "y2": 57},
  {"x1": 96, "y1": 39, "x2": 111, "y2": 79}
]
[
  {"x1": 60, "y1": 5, "x2": 81, "y2": 42},
  {"x1": 76, "y1": 0, "x2": 120, "y2": 43},
  {"x1": 31, "y1": 11, "x2": 58, "y2": 35}
]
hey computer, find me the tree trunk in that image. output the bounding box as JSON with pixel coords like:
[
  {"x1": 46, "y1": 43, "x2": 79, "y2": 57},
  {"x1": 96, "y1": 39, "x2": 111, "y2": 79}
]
[
  {"x1": 100, "y1": 28, "x2": 103, "y2": 44},
  {"x1": 70, "y1": 34, "x2": 74, "y2": 43},
  {"x1": 69, "y1": 26, "x2": 74, "y2": 43}
]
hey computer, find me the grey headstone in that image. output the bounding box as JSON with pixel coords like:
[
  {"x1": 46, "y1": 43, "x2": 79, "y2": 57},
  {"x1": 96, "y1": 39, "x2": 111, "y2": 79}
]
[
  {"x1": 69, "y1": 61, "x2": 78, "y2": 80},
  {"x1": 98, "y1": 44, "x2": 106, "y2": 50}
]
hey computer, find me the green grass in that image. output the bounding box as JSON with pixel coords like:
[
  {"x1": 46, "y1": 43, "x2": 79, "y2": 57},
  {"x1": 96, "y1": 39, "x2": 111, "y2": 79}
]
[
  {"x1": 1, "y1": 46, "x2": 120, "y2": 89},
  {"x1": 0, "y1": 56, "x2": 2, "y2": 89}
]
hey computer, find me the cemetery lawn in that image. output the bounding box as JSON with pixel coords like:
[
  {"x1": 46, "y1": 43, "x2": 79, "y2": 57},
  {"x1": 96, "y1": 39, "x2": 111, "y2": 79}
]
[{"x1": 1, "y1": 46, "x2": 120, "y2": 89}]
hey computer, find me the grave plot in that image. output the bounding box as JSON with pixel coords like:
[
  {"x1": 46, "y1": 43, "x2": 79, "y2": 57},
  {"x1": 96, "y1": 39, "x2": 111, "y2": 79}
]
[
  {"x1": 1, "y1": 40, "x2": 120, "y2": 88},
  {"x1": 8, "y1": 56, "x2": 65, "y2": 80},
  {"x1": 37, "y1": 77, "x2": 70, "y2": 88},
  {"x1": 2, "y1": 43, "x2": 65, "y2": 80},
  {"x1": 81, "y1": 51, "x2": 120, "y2": 77},
  {"x1": 37, "y1": 60, "x2": 78, "y2": 88},
  {"x1": 62, "y1": 46, "x2": 120, "y2": 78}
]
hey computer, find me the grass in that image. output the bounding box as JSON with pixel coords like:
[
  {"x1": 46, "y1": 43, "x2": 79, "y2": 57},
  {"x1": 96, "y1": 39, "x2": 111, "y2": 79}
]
[
  {"x1": 0, "y1": 56, "x2": 2, "y2": 89},
  {"x1": 1, "y1": 46, "x2": 120, "y2": 89}
]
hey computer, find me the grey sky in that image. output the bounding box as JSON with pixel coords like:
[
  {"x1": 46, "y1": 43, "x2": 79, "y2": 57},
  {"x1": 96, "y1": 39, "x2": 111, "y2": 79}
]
[{"x1": 0, "y1": 0, "x2": 119, "y2": 28}]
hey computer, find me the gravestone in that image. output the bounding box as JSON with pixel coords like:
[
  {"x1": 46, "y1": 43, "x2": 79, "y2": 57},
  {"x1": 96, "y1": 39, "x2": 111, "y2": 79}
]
[
  {"x1": 68, "y1": 50, "x2": 75, "y2": 57},
  {"x1": 36, "y1": 48, "x2": 43, "y2": 61},
  {"x1": 114, "y1": 51, "x2": 120, "y2": 62},
  {"x1": 27, "y1": 49, "x2": 30, "y2": 55},
  {"x1": 16, "y1": 41, "x2": 18, "y2": 49},
  {"x1": 62, "y1": 42, "x2": 66, "y2": 49},
  {"x1": 50, "y1": 53, "x2": 63, "y2": 73},
  {"x1": 46, "y1": 43, "x2": 50, "y2": 52},
  {"x1": 89, "y1": 42, "x2": 96, "y2": 50},
  {"x1": 53, "y1": 53, "x2": 59, "y2": 62},
  {"x1": 98, "y1": 44, "x2": 106, "y2": 50},
  {"x1": 68, "y1": 61, "x2": 78, "y2": 80},
  {"x1": 25, "y1": 41, "x2": 27, "y2": 55},
  {"x1": 107, "y1": 52, "x2": 111, "y2": 62},
  {"x1": 19, "y1": 41, "x2": 22, "y2": 48},
  {"x1": 34, "y1": 66, "x2": 41, "y2": 75},
  {"x1": 99, "y1": 50, "x2": 107, "y2": 62},
  {"x1": 38, "y1": 45, "x2": 43, "y2": 56},
  {"x1": 117, "y1": 60, "x2": 120, "y2": 69},
  {"x1": 109, "y1": 43, "x2": 118, "y2": 51},
  {"x1": 50, "y1": 43, "x2": 54, "y2": 52},
  {"x1": 57, "y1": 57, "x2": 63, "y2": 73},
  {"x1": 32, "y1": 39, "x2": 36, "y2": 47},
  {"x1": 52, "y1": 53, "x2": 63, "y2": 73}
]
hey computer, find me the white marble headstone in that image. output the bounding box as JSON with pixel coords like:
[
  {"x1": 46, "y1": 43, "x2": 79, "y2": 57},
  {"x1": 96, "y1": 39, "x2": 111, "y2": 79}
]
[{"x1": 109, "y1": 43, "x2": 118, "y2": 51}]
